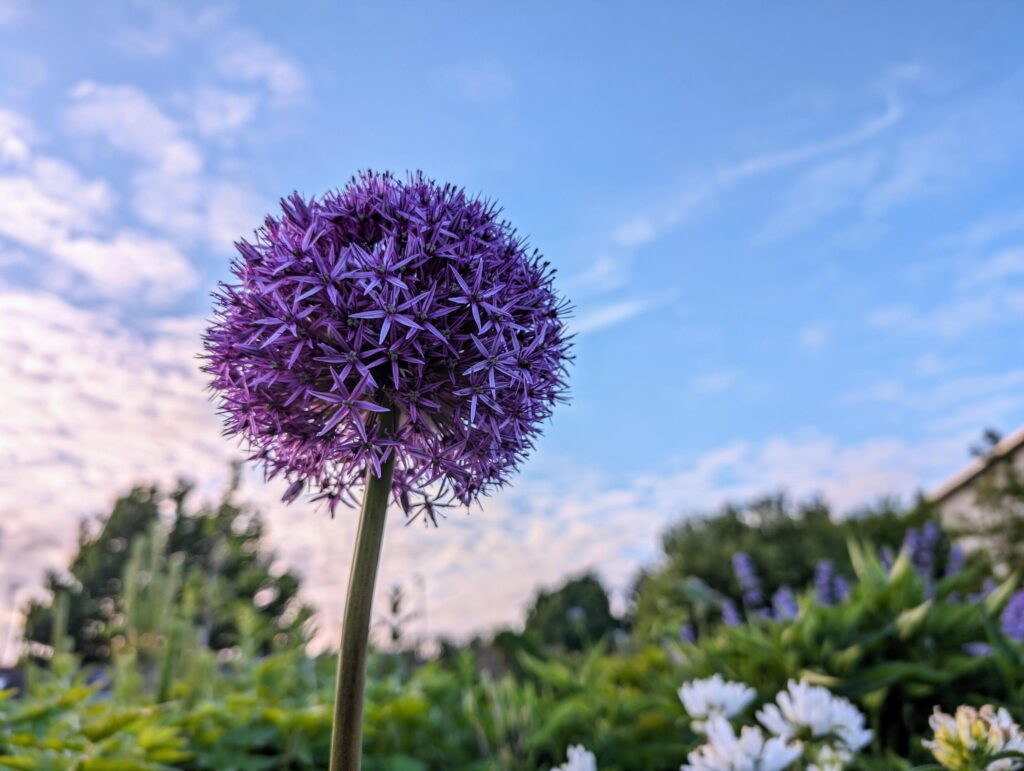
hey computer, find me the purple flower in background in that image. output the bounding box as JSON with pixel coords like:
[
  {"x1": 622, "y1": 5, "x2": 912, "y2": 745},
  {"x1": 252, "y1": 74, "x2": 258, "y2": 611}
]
[
  {"x1": 905, "y1": 522, "x2": 941, "y2": 577},
  {"x1": 968, "y1": 578, "x2": 998, "y2": 604},
  {"x1": 680, "y1": 623, "x2": 697, "y2": 643},
  {"x1": 721, "y1": 599, "x2": 741, "y2": 627},
  {"x1": 1002, "y1": 590, "x2": 1024, "y2": 642},
  {"x1": 814, "y1": 560, "x2": 835, "y2": 605},
  {"x1": 772, "y1": 586, "x2": 798, "y2": 620},
  {"x1": 731, "y1": 551, "x2": 764, "y2": 608},
  {"x1": 963, "y1": 642, "x2": 993, "y2": 657},
  {"x1": 203, "y1": 171, "x2": 572, "y2": 517},
  {"x1": 945, "y1": 544, "x2": 965, "y2": 577},
  {"x1": 879, "y1": 546, "x2": 895, "y2": 571},
  {"x1": 833, "y1": 574, "x2": 850, "y2": 602}
]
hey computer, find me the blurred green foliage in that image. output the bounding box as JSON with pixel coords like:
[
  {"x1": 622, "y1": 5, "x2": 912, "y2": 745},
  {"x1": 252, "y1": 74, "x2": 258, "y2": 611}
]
[
  {"x1": 629, "y1": 494, "x2": 964, "y2": 642},
  {"x1": 22, "y1": 470, "x2": 312, "y2": 663},
  {"x1": 3, "y1": 541, "x2": 1022, "y2": 769},
  {"x1": 4, "y1": 457, "x2": 1024, "y2": 769},
  {"x1": 524, "y1": 573, "x2": 619, "y2": 653}
]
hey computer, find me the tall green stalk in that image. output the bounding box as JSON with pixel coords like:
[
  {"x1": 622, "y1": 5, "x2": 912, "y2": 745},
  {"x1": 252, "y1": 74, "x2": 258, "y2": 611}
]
[{"x1": 329, "y1": 408, "x2": 396, "y2": 771}]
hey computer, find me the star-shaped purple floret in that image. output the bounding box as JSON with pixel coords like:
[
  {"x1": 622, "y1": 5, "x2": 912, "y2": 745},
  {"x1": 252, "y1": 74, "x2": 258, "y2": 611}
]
[{"x1": 203, "y1": 171, "x2": 573, "y2": 520}]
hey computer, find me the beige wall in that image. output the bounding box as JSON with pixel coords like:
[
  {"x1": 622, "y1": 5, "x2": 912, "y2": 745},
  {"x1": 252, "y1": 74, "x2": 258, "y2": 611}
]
[{"x1": 934, "y1": 449, "x2": 1024, "y2": 559}]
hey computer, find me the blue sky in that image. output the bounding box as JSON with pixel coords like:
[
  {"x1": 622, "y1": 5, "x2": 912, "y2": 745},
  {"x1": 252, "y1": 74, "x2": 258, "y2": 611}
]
[{"x1": 2, "y1": 1, "x2": 1024, "y2": 649}]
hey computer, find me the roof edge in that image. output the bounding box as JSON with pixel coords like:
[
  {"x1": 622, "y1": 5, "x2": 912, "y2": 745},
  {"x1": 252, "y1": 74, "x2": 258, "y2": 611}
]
[{"x1": 928, "y1": 424, "x2": 1024, "y2": 505}]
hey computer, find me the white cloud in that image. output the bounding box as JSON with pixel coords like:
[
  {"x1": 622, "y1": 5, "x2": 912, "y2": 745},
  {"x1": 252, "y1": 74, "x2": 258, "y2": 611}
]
[
  {"x1": 570, "y1": 296, "x2": 660, "y2": 334},
  {"x1": 0, "y1": 290, "x2": 231, "y2": 653},
  {"x1": 867, "y1": 246, "x2": 1024, "y2": 338},
  {"x1": 968, "y1": 247, "x2": 1024, "y2": 284},
  {"x1": 62, "y1": 81, "x2": 268, "y2": 252},
  {"x1": 0, "y1": 48, "x2": 48, "y2": 98},
  {"x1": 613, "y1": 217, "x2": 655, "y2": 248},
  {"x1": 66, "y1": 81, "x2": 203, "y2": 175},
  {"x1": 692, "y1": 369, "x2": 739, "y2": 394},
  {"x1": 914, "y1": 353, "x2": 948, "y2": 377},
  {"x1": 758, "y1": 151, "x2": 881, "y2": 241},
  {"x1": 941, "y1": 207, "x2": 1024, "y2": 251},
  {"x1": 0, "y1": 110, "x2": 32, "y2": 163},
  {"x1": 613, "y1": 67, "x2": 915, "y2": 248},
  {"x1": 215, "y1": 32, "x2": 307, "y2": 102},
  {"x1": 798, "y1": 322, "x2": 832, "y2": 353},
  {"x1": 205, "y1": 180, "x2": 265, "y2": 250},
  {"x1": 193, "y1": 86, "x2": 260, "y2": 137},
  {"x1": 846, "y1": 370, "x2": 1024, "y2": 435},
  {"x1": 112, "y1": 5, "x2": 226, "y2": 58},
  {"x1": 758, "y1": 71, "x2": 1024, "y2": 240},
  {"x1": 0, "y1": 0, "x2": 24, "y2": 26},
  {"x1": 565, "y1": 255, "x2": 631, "y2": 296},
  {"x1": 51, "y1": 232, "x2": 197, "y2": 302},
  {"x1": 0, "y1": 157, "x2": 112, "y2": 253},
  {"x1": 64, "y1": 81, "x2": 210, "y2": 242},
  {"x1": 438, "y1": 59, "x2": 514, "y2": 103},
  {"x1": 0, "y1": 108, "x2": 198, "y2": 303}
]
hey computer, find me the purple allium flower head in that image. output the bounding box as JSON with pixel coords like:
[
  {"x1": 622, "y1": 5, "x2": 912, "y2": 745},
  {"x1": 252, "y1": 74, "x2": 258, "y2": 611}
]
[
  {"x1": 1001, "y1": 590, "x2": 1024, "y2": 642},
  {"x1": 772, "y1": 586, "x2": 798, "y2": 620},
  {"x1": 203, "y1": 171, "x2": 572, "y2": 517},
  {"x1": 731, "y1": 551, "x2": 764, "y2": 608}
]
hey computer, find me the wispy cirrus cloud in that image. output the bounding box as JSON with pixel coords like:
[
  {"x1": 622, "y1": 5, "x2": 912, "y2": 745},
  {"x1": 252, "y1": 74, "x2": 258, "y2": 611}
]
[
  {"x1": 846, "y1": 369, "x2": 1024, "y2": 436},
  {"x1": 692, "y1": 369, "x2": 739, "y2": 395},
  {"x1": 798, "y1": 322, "x2": 832, "y2": 353},
  {"x1": 569, "y1": 292, "x2": 676, "y2": 336},
  {"x1": 758, "y1": 71, "x2": 1024, "y2": 243},
  {"x1": 867, "y1": 244, "x2": 1024, "y2": 338},
  {"x1": 0, "y1": 0, "x2": 24, "y2": 26},
  {"x1": 192, "y1": 86, "x2": 260, "y2": 137},
  {"x1": 612, "y1": 66, "x2": 919, "y2": 249}
]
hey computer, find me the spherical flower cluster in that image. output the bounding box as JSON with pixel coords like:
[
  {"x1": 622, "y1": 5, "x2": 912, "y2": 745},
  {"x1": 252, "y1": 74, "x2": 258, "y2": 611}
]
[
  {"x1": 924, "y1": 705, "x2": 1024, "y2": 770},
  {"x1": 682, "y1": 715, "x2": 802, "y2": 771},
  {"x1": 203, "y1": 171, "x2": 571, "y2": 517},
  {"x1": 756, "y1": 680, "x2": 873, "y2": 767},
  {"x1": 679, "y1": 675, "x2": 757, "y2": 732},
  {"x1": 550, "y1": 745, "x2": 597, "y2": 771},
  {"x1": 680, "y1": 677, "x2": 871, "y2": 771}
]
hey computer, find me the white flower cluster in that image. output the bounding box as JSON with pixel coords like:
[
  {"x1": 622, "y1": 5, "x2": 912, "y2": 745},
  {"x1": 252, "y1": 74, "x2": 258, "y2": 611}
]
[
  {"x1": 924, "y1": 705, "x2": 1024, "y2": 771},
  {"x1": 680, "y1": 678, "x2": 872, "y2": 771},
  {"x1": 683, "y1": 715, "x2": 801, "y2": 771},
  {"x1": 756, "y1": 680, "x2": 873, "y2": 770},
  {"x1": 680, "y1": 674, "x2": 757, "y2": 732},
  {"x1": 550, "y1": 744, "x2": 598, "y2": 771}
]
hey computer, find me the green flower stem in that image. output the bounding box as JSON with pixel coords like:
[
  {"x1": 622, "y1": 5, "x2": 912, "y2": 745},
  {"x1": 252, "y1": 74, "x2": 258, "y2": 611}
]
[{"x1": 329, "y1": 408, "x2": 396, "y2": 771}]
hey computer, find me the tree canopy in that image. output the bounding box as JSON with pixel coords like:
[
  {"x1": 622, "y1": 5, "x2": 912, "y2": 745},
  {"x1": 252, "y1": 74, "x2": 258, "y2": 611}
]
[{"x1": 23, "y1": 469, "x2": 312, "y2": 662}]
